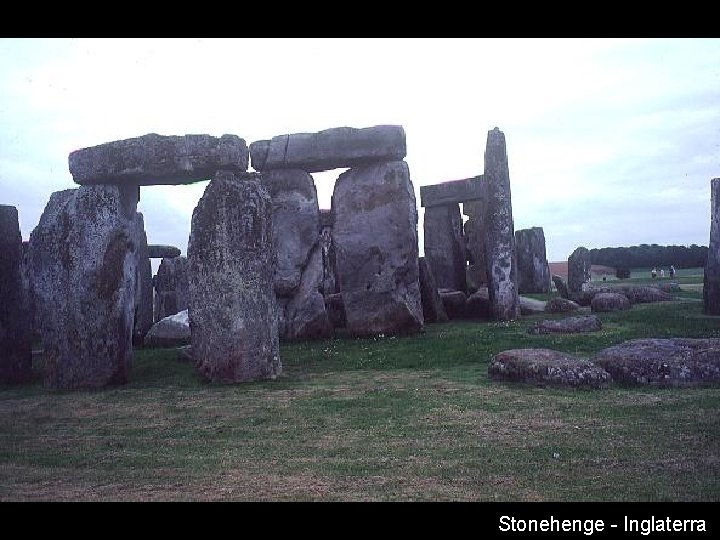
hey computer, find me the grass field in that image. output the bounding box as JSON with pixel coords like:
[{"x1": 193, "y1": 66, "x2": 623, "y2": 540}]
[{"x1": 1, "y1": 286, "x2": 718, "y2": 501}]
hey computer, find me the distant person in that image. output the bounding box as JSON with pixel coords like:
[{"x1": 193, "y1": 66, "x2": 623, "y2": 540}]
[
  {"x1": 669, "y1": 265, "x2": 676, "y2": 279},
  {"x1": 660, "y1": 268, "x2": 665, "y2": 278},
  {"x1": 651, "y1": 267, "x2": 657, "y2": 279}
]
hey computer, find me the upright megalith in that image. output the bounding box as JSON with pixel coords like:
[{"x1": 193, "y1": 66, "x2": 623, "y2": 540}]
[
  {"x1": 515, "y1": 227, "x2": 550, "y2": 294},
  {"x1": 418, "y1": 257, "x2": 449, "y2": 323},
  {"x1": 704, "y1": 178, "x2": 720, "y2": 315},
  {"x1": 0, "y1": 205, "x2": 32, "y2": 383},
  {"x1": 263, "y1": 169, "x2": 331, "y2": 341},
  {"x1": 132, "y1": 213, "x2": 153, "y2": 344},
  {"x1": 69, "y1": 133, "x2": 248, "y2": 185},
  {"x1": 483, "y1": 127, "x2": 519, "y2": 321},
  {"x1": 153, "y1": 256, "x2": 189, "y2": 322},
  {"x1": 29, "y1": 186, "x2": 138, "y2": 389},
  {"x1": 463, "y1": 200, "x2": 488, "y2": 288},
  {"x1": 319, "y1": 209, "x2": 337, "y2": 296},
  {"x1": 333, "y1": 160, "x2": 424, "y2": 336},
  {"x1": 250, "y1": 125, "x2": 406, "y2": 173},
  {"x1": 423, "y1": 203, "x2": 466, "y2": 292},
  {"x1": 188, "y1": 171, "x2": 280, "y2": 383},
  {"x1": 568, "y1": 246, "x2": 591, "y2": 294}
]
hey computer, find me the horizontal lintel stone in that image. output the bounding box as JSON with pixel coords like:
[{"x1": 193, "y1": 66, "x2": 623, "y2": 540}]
[{"x1": 419, "y1": 176, "x2": 484, "y2": 207}]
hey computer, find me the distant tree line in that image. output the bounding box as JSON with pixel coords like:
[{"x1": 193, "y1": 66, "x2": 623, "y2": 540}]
[{"x1": 589, "y1": 244, "x2": 708, "y2": 270}]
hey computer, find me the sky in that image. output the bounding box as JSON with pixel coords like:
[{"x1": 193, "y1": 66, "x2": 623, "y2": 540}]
[{"x1": 1, "y1": 38, "x2": 718, "y2": 274}]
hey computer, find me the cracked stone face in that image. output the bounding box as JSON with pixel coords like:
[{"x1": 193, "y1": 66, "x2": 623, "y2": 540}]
[
  {"x1": 332, "y1": 160, "x2": 423, "y2": 336},
  {"x1": 187, "y1": 171, "x2": 281, "y2": 383},
  {"x1": 29, "y1": 185, "x2": 138, "y2": 389}
]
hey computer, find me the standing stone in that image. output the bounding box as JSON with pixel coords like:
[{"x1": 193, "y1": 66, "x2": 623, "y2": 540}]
[
  {"x1": 704, "y1": 178, "x2": 720, "y2": 315},
  {"x1": 132, "y1": 213, "x2": 153, "y2": 344},
  {"x1": 0, "y1": 205, "x2": 32, "y2": 383},
  {"x1": 515, "y1": 227, "x2": 550, "y2": 294},
  {"x1": 418, "y1": 257, "x2": 449, "y2": 323},
  {"x1": 319, "y1": 210, "x2": 337, "y2": 296},
  {"x1": 568, "y1": 247, "x2": 591, "y2": 294},
  {"x1": 483, "y1": 128, "x2": 519, "y2": 321},
  {"x1": 333, "y1": 160, "x2": 424, "y2": 336},
  {"x1": 463, "y1": 200, "x2": 488, "y2": 287},
  {"x1": 284, "y1": 242, "x2": 333, "y2": 340},
  {"x1": 424, "y1": 203, "x2": 466, "y2": 292},
  {"x1": 188, "y1": 171, "x2": 280, "y2": 383},
  {"x1": 552, "y1": 275, "x2": 569, "y2": 299},
  {"x1": 29, "y1": 186, "x2": 138, "y2": 389},
  {"x1": 263, "y1": 169, "x2": 331, "y2": 341},
  {"x1": 153, "y1": 256, "x2": 189, "y2": 322},
  {"x1": 263, "y1": 170, "x2": 321, "y2": 296}
]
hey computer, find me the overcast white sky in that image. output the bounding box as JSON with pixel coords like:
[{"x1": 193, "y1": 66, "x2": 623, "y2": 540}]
[{"x1": 1, "y1": 38, "x2": 718, "y2": 273}]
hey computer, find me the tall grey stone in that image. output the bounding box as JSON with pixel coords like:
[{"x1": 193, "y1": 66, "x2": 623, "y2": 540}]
[
  {"x1": 418, "y1": 257, "x2": 449, "y2": 323},
  {"x1": 333, "y1": 160, "x2": 424, "y2": 336},
  {"x1": 515, "y1": 227, "x2": 551, "y2": 294},
  {"x1": 250, "y1": 125, "x2": 406, "y2": 173},
  {"x1": 0, "y1": 205, "x2": 32, "y2": 383},
  {"x1": 263, "y1": 169, "x2": 331, "y2": 341},
  {"x1": 483, "y1": 128, "x2": 519, "y2": 321},
  {"x1": 188, "y1": 171, "x2": 280, "y2": 383},
  {"x1": 153, "y1": 256, "x2": 189, "y2": 322},
  {"x1": 704, "y1": 178, "x2": 720, "y2": 315},
  {"x1": 69, "y1": 133, "x2": 248, "y2": 186},
  {"x1": 552, "y1": 275, "x2": 569, "y2": 299},
  {"x1": 568, "y1": 246, "x2": 591, "y2": 294},
  {"x1": 424, "y1": 203, "x2": 467, "y2": 292},
  {"x1": 132, "y1": 213, "x2": 153, "y2": 344},
  {"x1": 464, "y1": 200, "x2": 488, "y2": 288},
  {"x1": 29, "y1": 186, "x2": 138, "y2": 389}
]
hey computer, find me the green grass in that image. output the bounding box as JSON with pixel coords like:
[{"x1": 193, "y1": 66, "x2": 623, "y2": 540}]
[{"x1": 1, "y1": 296, "x2": 719, "y2": 501}]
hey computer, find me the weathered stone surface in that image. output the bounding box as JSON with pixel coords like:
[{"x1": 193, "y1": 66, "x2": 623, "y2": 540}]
[
  {"x1": 568, "y1": 247, "x2": 591, "y2": 294},
  {"x1": 489, "y1": 349, "x2": 610, "y2": 389},
  {"x1": 569, "y1": 289, "x2": 596, "y2": 306},
  {"x1": 250, "y1": 125, "x2": 406, "y2": 173},
  {"x1": 615, "y1": 285, "x2": 673, "y2": 304},
  {"x1": 419, "y1": 176, "x2": 484, "y2": 207},
  {"x1": 263, "y1": 169, "x2": 320, "y2": 297},
  {"x1": 440, "y1": 290, "x2": 468, "y2": 319},
  {"x1": 325, "y1": 293, "x2": 346, "y2": 329},
  {"x1": 320, "y1": 225, "x2": 337, "y2": 296},
  {"x1": 147, "y1": 244, "x2": 181, "y2": 259},
  {"x1": 283, "y1": 242, "x2": 333, "y2": 341},
  {"x1": 658, "y1": 281, "x2": 681, "y2": 293},
  {"x1": 423, "y1": 203, "x2": 466, "y2": 292},
  {"x1": 332, "y1": 161, "x2": 423, "y2": 336},
  {"x1": 545, "y1": 297, "x2": 580, "y2": 313},
  {"x1": 69, "y1": 133, "x2": 248, "y2": 186},
  {"x1": 262, "y1": 169, "x2": 331, "y2": 341},
  {"x1": 153, "y1": 256, "x2": 189, "y2": 322},
  {"x1": 29, "y1": 186, "x2": 138, "y2": 389},
  {"x1": 515, "y1": 227, "x2": 550, "y2": 294},
  {"x1": 319, "y1": 208, "x2": 333, "y2": 228},
  {"x1": 418, "y1": 257, "x2": 449, "y2": 323},
  {"x1": 144, "y1": 310, "x2": 190, "y2": 348},
  {"x1": 528, "y1": 315, "x2": 602, "y2": 335},
  {"x1": 552, "y1": 275, "x2": 569, "y2": 299},
  {"x1": 465, "y1": 288, "x2": 490, "y2": 318},
  {"x1": 519, "y1": 296, "x2": 547, "y2": 315},
  {"x1": 188, "y1": 171, "x2": 280, "y2": 383},
  {"x1": 593, "y1": 338, "x2": 720, "y2": 387},
  {"x1": 0, "y1": 205, "x2": 32, "y2": 383},
  {"x1": 483, "y1": 128, "x2": 519, "y2": 321},
  {"x1": 464, "y1": 201, "x2": 487, "y2": 287},
  {"x1": 705, "y1": 179, "x2": 720, "y2": 314},
  {"x1": 591, "y1": 292, "x2": 631, "y2": 312},
  {"x1": 132, "y1": 213, "x2": 153, "y2": 345},
  {"x1": 20, "y1": 241, "x2": 38, "y2": 342}
]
